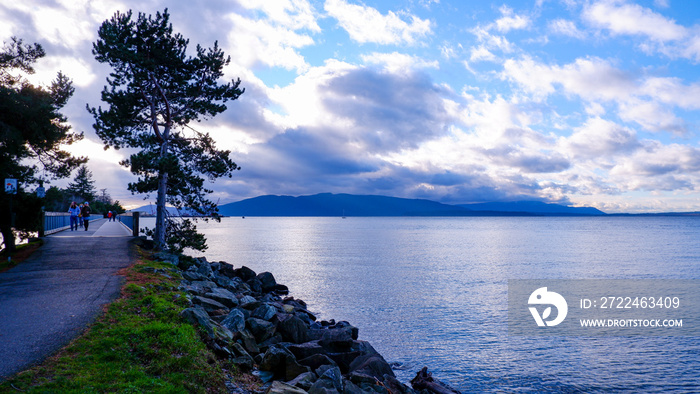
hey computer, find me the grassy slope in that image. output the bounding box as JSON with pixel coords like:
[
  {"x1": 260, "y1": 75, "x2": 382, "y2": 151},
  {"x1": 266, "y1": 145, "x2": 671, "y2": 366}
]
[{"x1": 0, "y1": 251, "x2": 230, "y2": 393}]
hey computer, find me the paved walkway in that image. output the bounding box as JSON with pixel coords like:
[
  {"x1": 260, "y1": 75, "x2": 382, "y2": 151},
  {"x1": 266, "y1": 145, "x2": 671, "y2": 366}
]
[{"x1": 0, "y1": 219, "x2": 136, "y2": 379}]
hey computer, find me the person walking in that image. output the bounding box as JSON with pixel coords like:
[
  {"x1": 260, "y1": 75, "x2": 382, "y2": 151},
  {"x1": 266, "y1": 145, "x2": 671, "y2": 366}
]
[
  {"x1": 107, "y1": 211, "x2": 112, "y2": 221},
  {"x1": 78, "y1": 203, "x2": 84, "y2": 228},
  {"x1": 80, "y1": 202, "x2": 92, "y2": 231},
  {"x1": 68, "y1": 202, "x2": 80, "y2": 231}
]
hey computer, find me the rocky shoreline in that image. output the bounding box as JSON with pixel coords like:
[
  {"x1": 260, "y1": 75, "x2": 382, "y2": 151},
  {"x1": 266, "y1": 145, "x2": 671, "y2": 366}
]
[{"x1": 145, "y1": 245, "x2": 460, "y2": 394}]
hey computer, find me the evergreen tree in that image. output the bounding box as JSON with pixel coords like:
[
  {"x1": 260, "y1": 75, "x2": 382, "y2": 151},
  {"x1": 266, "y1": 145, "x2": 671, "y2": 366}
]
[
  {"x1": 66, "y1": 165, "x2": 96, "y2": 202},
  {"x1": 0, "y1": 37, "x2": 85, "y2": 251},
  {"x1": 88, "y1": 9, "x2": 243, "y2": 252}
]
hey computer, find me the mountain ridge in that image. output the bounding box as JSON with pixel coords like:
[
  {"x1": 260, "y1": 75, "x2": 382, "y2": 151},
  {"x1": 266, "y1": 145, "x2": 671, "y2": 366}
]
[{"x1": 214, "y1": 193, "x2": 606, "y2": 217}]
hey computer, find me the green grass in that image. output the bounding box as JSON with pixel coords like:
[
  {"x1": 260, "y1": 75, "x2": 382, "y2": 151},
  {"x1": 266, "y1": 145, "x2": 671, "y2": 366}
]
[{"x1": 0, "y1": 258, "x2": 229, "y2": 393}]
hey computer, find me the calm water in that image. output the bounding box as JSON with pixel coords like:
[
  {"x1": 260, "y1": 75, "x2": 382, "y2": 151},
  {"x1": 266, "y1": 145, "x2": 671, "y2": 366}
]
[{"x1": 142, "y1": 216, "x2": 700, "y2": 392}]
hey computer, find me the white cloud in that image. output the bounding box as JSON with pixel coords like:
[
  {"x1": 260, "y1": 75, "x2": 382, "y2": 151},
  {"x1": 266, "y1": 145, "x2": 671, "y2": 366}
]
[
  {"x1": 324, "y1": 0, "x2": 432, "y2": 45},
  {"x1": 562, "y1": 117, "x2": 641, "y2": 160},
  {"x1": 361, "y1": 52, "x2": 439, "y2": 72},
  {"x1": 618, "y1": 99, "x2": 685, "y2": 134},
  {"x1": 238, "y1": 0, "x2": 320, "y2": 31},
  {"x1": 583, "y1": 0, "x2": 686, "y2": 42},
  {"x1": 502, "y1": 56, "x2": 635, "y2": 101},
  {"x1": 470, "y1": 46, "x2": 497, "y2": 62},
  {"x1": 493, "y1": 5, "x2": 531, "y2": 33},
  {"x1": 548, "y1": 19, "x2": 585, "y2": 39},
  {"x1": 227, "y1": 13, "x2": 314, "y2": 72}
]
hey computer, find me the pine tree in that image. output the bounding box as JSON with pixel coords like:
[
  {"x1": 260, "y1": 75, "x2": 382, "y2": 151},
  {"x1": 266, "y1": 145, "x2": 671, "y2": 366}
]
[
  {"x1": 66, "y1": 165, "x2": 96, "y2": 202},
  {"x1": 0, "y1": 37, "x2": 85, "y2": 251},
  {"x1": 87, "y1": 9, "x2": 243, "y2": 251}
]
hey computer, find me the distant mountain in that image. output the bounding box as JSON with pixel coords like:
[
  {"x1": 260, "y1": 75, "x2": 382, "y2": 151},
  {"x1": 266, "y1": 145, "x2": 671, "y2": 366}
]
[
  {"x1": 458, "y1": 201, "x2": 605, "y2": 216},
  {"x1": 129, "y1": 205, "x2": 185, "y2": 216},
  {"x1": 217, "y1": 193, "x2": 472, "y2": 217},
  {"x1": 217, "y1": 193, "x2": 606, "y2": 217}
]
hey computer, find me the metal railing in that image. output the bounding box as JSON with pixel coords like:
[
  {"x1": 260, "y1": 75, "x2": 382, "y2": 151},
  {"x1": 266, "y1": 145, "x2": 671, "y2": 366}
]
[
  {"x1": 118, "y1": 212, "x2": 140, "y2": 237},
  {"x1": 42, "y1": 212, "x2": 71, "y2": 236}
]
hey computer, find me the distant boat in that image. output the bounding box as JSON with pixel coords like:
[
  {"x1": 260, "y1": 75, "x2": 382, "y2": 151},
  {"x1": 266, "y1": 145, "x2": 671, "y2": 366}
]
[{"x1": 342, "y1": 209, "x2": 346, "y2": 219}]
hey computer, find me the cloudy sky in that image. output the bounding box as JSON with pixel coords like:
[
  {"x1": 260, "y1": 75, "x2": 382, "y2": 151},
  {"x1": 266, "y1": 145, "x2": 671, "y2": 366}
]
[{"x1": 4, "y1": 0, "x2": 700, "y2": 213}]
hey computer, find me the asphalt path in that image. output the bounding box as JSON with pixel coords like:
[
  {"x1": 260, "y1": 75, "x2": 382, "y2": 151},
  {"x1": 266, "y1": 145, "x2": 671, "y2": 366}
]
[{"x1": 0, "y1": 219, "x2": 135, "y2": 379}]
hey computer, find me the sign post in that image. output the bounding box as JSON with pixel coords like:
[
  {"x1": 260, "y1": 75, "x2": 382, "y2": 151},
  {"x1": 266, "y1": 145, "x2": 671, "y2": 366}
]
[{"x1": 5, "y1": 179, "x2": 17, "y2": 228}]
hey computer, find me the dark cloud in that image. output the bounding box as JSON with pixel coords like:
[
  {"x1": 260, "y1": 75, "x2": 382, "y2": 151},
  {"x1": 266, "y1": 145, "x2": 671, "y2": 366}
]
[{"x1": 321, "y1": 68, "x2": 453, "y2": 152}]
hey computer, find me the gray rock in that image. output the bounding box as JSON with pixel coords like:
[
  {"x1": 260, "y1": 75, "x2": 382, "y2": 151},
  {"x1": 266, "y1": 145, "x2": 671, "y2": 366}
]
[
  {"x1": 232, "y1": 355, "x2": 254, "y2": 370},
  {"x1": 239, "y1": 295, "x2": 258, "y2": 308},
  {"x1": 247, "y1": 317, "x2": 276, "y2": 342},
  {"x1": 287, "y1": 371, "x2": 318, "y2": 391},
  {"x1": 277, "y1": 314, "x2": 310, "y2": 344},
  {"x1": 288, "y1": 341, "x2": 325, "y2": 360},
  {"x1": 260, "y1": 345, "x2": 311, "y2": 381},
  {"x1": 247, "y1": 277, "x2": 263, "y2": 293},
  {"x1": 252, "y1": 303, "x2": 278, "y2": 321},
  {"x1": 179, "y1": 307, "x2": 214, "y2": 335},
  {"x1": 213, "y1": 274, "x2": 233, "y2": 289},
  {"x1": 309, "y1": 366, "x2": 343, "y2": 394},
  {"x1": 192, "y1": 295, "x2": 229, "y2": 313},
  {"x1": 257, "y1": 271, "x2": 277, "y2": 292},
  {"x1": 183, "y1": 269, "x2": 207, "y2": 282},
  {"x1": 189, "y1": 280, "x2": 217, "y2": 292},
  {"x1": 197, "y1": 261, "x2": 214, "y2": 279},
  {"x1": 219, "y1": 261, "x2": 236, "y2": 278},
  {"x1": 266, "y1": 381, "x2": 308, "y2": 394},
  {"x1": 221, "y1": 309, "x2": 246, "y2": 333},
  {"x1": 239, "y1": 329, "x2": 260, "y2": 355},
  {"x1": 311, "y1": 328, "x2": 354, "y2": 352},
  {"x1": 299, "y1": 353, "x2": 338, "y2": 370},
  {"x1": 234, "y1": 266, "x2": 257, "y2": 281},
  {"x1": 349, "y1": 354, "x2": 395, "y2": 380},
  {"x1": 205, "y1": 287, "x2": 240, "y2": 308}
]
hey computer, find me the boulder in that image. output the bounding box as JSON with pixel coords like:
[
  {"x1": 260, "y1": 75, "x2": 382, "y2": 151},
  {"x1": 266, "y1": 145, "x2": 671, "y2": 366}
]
[
  {"x1": 308, "y1": 366, "x2": 343, "y2": 394},
  {"x1": 252, "y1": 303, "x2": 278, "y2": 321},
  {"x1": 221, "y1": 309, "x2": 246, "y2": 333},
  {"x1": 192, "y1": 295, "x2": 229, "y2": 313},
  {"x1": 247, "y1": 277, "x2": 263, "y2": 293},
  {"x1": 288, "y1": 341, "x2": 325, "y2": 360},
  {"x1": 287, "y1": 371, "x2": 318, "y2": 391},
  {"x1": 266, "y1": 381, "x2": 308, "y2": 394},
  {"x1": 257, "y1": 271, "x2": 277, "y2": 292},
  {"x1": 179, "y1": 307, "x2": 214, "y2": 336},
  {"x1": 348, "y1": 354, "x2": 395, "y2": 380},
  {"x1": 260, "y1": 345, "x2": 311, "y2": 381},
  {"x1": 311, "y1": 328, "x2": 354, "y2": 352},
  {"x1": 299, "y1": 354, "x2": 337, "y2": 370},
  {"x1": 197, "y1": 261, "x2": 214, "y2": 279},
  {"x1": 273, "y1": 284, "x2": 289, "y2": 295},
  {"x1": 239, "y1": 295, "x2": 258, "y2": 309},
  {"x1": 277, "y1": 314, "x2": 310, "y2": 344},
  {"x1": 218, "y1": 261, "x2": 236, "y2": 278},
  {"x1": 205, "y1": 288, "x2": 239, "y2": 308},
  {"x1": 238, "y1": 329, "x2": 260, "y2": 355},
  {"x1": 234, "y1": 266, "x2": 257, "y2": 281},
  {"x1": 182, "y1": 269, "x2": 207, "y2": 282},
  {"x1": 247, "y1": 317, "x2": 276, "y2": 342}
]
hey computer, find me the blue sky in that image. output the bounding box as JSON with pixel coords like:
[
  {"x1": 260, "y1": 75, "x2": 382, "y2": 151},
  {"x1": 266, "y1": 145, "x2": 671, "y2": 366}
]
[{"x1": 4, "y1": 0, "x2": 700, "y2": 213}]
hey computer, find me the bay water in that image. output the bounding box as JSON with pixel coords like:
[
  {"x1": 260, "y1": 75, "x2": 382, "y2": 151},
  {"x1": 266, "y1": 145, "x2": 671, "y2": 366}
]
[{"x1": 142, "y1": 216, "x2": 700, "y2": 392}]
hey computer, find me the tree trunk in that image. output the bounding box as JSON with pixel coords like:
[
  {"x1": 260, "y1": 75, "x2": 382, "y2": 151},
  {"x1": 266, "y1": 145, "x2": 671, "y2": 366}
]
[
  {"x1": 0, "y1": 224, "x2": 15, "y2": 253},
  {"x1": 154, "y1": 127, "x2": 170, "y2": 251},
  {"x1": 154, "y1": 171, "x2": 168, "y2": 250}
]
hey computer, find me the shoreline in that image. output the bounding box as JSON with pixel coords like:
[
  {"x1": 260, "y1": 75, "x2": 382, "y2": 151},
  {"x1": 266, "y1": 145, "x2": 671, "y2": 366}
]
[{"x1": 146, "y1": 242, "x2": 459, "y2": 393}]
